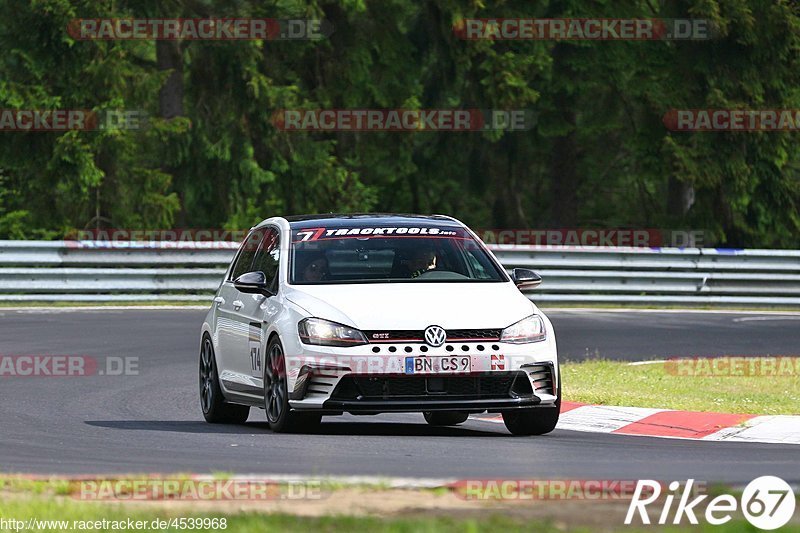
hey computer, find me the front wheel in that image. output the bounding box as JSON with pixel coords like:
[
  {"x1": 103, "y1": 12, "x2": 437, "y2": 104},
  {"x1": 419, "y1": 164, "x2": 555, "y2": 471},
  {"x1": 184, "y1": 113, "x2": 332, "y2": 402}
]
[
  {"x1": 264, "y1": 337, "x2": 321, "y2": 433},
  {"x1": 199, "y1": 336, "x2": 250, "y2": 424},
  {"x1": 502, "y1": 406, "x2": 559, "y2": 436},
  {"x1": 502, "y1": 368, "x2": 561, "y2": 436},
  {"x1": 423, "y1": 412, "x2": 469, "y2": 426}
]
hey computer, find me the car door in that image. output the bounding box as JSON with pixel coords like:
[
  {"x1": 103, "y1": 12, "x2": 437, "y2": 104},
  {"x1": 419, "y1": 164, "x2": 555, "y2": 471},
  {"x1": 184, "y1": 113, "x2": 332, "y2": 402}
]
[
  {"x1": 227, "y1": 226, "x2": 281, "y2": 395},
  {"x1": 213, "y1": 227, "x2": 264, "y2": 391}
]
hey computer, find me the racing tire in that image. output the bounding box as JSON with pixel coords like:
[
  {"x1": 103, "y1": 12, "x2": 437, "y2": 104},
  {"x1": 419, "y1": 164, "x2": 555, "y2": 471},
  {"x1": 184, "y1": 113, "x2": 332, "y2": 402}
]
[
  {"x1": 502, "y1": 366, "x2": 561, "y2": 436},
  {"x1": 199, "y1": 335, "x2": 250, "y2": 424},
  {"x1": 423, "y1": 411, "x2": 469, "y2": 426},
  {"x1": 502, "y1": 405, "x2": 559, "y2": 436},
  {"x1": 264, "y1": 337, "x2": 322, "y2": 433}
]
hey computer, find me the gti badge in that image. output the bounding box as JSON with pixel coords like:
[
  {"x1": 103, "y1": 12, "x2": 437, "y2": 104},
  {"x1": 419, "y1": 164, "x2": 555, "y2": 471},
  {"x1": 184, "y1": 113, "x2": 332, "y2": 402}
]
[{"x1": 424, "y1": 325, "x2": 446, "y2": 347}]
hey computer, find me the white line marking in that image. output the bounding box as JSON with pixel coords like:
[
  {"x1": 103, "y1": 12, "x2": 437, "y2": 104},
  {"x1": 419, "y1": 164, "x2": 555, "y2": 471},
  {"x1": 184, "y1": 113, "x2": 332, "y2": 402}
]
[
  {"x1": 704, "y1": 416, "x2": 800, "y2": 444},
  {"x1": 732, "y1": 316, "x2": 800, "y2": 322}
]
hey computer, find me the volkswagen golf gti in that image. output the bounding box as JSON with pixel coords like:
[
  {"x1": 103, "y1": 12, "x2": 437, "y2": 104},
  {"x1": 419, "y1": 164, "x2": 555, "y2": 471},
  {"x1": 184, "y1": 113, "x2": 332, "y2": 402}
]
[{"x1": 199, "y1": 214, "x2": 560, "y2": 435}]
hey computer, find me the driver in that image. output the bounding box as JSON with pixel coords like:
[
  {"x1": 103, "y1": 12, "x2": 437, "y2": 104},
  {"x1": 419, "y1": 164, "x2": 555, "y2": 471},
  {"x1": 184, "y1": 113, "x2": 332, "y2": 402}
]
[
  {"x1": 406, "y1": 246, "x2": 437, "y2": 278},
  {"x1": 299, "y1": 252, "x2": 329, "y2": 282}
]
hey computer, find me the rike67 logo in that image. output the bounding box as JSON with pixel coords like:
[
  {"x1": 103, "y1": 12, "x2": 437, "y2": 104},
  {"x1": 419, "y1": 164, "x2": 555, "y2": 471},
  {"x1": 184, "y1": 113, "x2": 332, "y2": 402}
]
[{"x1": 626, "y1": 477, "x2": 796, "y2": 530}]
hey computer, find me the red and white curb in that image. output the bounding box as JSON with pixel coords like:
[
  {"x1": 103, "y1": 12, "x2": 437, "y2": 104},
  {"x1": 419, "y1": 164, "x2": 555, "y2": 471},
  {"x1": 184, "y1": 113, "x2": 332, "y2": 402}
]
[{"x1": 478, "y1": 402, "x2": 800, "y2": 444}]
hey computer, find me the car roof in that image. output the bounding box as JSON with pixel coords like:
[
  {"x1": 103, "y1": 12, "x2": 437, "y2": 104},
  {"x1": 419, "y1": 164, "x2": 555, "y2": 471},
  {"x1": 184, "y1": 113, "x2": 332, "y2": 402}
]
[{"x1": 284, "y1": 213, "x2": 463, "y2": 229}]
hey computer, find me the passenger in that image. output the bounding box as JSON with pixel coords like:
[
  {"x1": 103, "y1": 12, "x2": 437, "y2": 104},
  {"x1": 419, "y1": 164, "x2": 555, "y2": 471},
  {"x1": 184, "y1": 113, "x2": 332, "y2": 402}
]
[{"x1": 299, "y1": 253, "x2": 329, "y2": 282}]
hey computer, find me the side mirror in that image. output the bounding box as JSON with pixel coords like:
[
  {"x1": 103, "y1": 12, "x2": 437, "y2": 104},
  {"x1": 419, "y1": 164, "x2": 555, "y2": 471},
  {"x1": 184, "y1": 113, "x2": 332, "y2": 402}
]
[
  {"x1": 511, "y1": 268, "x2": 542, "y2": 290},
  {"x1": 234, "y1": 271, "x2": 273, "y2": 296}
]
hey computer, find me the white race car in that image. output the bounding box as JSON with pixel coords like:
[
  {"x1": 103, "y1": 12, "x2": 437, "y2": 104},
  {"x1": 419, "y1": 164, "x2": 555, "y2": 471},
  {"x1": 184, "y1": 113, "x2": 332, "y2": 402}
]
[{"x1": 200, "y1": 214, "x2": 560, "y2": 435}]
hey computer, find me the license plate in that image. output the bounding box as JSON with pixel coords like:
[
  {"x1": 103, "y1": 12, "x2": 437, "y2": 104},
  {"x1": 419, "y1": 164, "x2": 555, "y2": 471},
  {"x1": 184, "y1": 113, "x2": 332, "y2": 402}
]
[{"x1": 404, "y1": 356, "x2": 471, "y2": 374}]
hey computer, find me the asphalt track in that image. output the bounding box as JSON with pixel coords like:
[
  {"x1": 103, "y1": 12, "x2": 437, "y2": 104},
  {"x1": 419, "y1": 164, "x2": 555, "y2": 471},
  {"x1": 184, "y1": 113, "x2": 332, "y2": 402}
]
[{"x1": 0, "y1": 308, "x2": 798, "y2": 482}]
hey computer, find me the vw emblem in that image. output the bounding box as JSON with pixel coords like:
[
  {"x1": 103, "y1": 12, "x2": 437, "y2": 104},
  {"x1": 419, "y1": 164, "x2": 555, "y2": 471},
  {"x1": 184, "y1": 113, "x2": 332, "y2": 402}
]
[{"x1": 424, "y1": 325, "x2": 446, "y2": 347}]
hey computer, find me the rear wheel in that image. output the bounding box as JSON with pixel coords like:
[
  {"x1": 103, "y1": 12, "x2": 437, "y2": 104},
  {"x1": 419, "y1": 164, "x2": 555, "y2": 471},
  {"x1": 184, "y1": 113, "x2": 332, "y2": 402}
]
[
  {"x1": 264, "y1": 337, "x2": 321, "y2": 433},
  {"x1": 199, "y1": 336, "x2": 250, "y2": 424},
  {"x1": 423, "y1": 411, "x2": 469, "y2": 426}
]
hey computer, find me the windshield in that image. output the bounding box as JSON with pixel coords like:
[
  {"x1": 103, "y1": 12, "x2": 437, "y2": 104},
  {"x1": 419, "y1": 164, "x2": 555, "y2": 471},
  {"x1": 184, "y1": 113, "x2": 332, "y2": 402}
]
[{"x1": 289, "y1": 224, "x2": 507, "y2": 284}]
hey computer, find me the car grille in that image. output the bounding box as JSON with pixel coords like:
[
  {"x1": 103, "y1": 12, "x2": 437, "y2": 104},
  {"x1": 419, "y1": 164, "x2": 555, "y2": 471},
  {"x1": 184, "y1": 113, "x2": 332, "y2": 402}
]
[
  {"x1": 330, "y1": 372, "x2": 533, "y2": 401},
  {"x1": 363, "y1": 330, "x2": 422, "y2": 342},
  {"x1": 362, "y1": 328, "x2": 502, "y2": 343},
  {"x1": 447, "y1": 328, "x2": 503, "y2": 341}
]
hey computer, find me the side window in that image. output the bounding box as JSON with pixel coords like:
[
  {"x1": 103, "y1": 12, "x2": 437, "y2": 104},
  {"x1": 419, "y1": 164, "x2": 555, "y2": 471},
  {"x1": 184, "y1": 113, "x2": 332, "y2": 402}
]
[
  {"x1": 251, "y1": 228, "x2": 280, "y2": 286},
  {"x1": 462, "y1": 248, "x2": 492, "y2": 279},
  {"x1": 229, "y1": 228, "x2": 265, "y2": 281}
]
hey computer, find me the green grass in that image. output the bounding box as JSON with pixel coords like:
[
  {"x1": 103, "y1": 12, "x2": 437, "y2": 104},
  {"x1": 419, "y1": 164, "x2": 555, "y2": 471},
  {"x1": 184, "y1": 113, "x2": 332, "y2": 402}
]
[
  {"x1": 0, "y1": 499, "x2": 534, "y2": 533},
  {"x1": 1, "y1": 495, "x2": 797, "y2": 533},
  {"x1": 562, "y1": 360, "x2": 800, "y2": 415}
]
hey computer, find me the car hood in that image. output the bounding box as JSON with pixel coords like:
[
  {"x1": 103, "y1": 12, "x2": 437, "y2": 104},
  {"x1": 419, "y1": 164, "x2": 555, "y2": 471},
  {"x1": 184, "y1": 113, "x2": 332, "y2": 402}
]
[{"x1": 283, "y1": 282, "x2": 536, "y2": 330}]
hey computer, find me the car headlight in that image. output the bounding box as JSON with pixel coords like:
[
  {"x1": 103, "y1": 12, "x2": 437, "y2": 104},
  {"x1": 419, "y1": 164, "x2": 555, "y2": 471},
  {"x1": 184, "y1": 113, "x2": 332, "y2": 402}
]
[
  {"x1": 298, "y1": 318, "x2": 368, "y2": 347},
  {"x1": 500, "y1": 315, "x2": 546, "y2": 343}
]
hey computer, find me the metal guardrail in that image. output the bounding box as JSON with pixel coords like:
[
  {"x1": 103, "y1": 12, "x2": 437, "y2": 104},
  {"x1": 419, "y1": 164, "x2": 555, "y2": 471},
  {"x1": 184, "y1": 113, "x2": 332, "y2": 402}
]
[
  {"x1": 2, "y1": 241, "x2": 800, "y2": 306},
  {"x1": 492, "y1": 246, "x2": 800, "y2": 306}
]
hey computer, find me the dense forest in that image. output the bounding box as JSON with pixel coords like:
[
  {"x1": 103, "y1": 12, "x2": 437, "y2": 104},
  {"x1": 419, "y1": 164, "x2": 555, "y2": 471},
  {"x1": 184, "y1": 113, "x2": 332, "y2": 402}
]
[{"x1": 1, "y1": 0, "x2": 799, "y2": 247}]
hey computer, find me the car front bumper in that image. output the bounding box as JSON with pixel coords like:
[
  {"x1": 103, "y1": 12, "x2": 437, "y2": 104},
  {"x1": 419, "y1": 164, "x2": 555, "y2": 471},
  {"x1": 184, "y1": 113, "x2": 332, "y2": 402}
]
[{"x1": 283, "y1": 339, "x2": 559, "y2": 414}]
